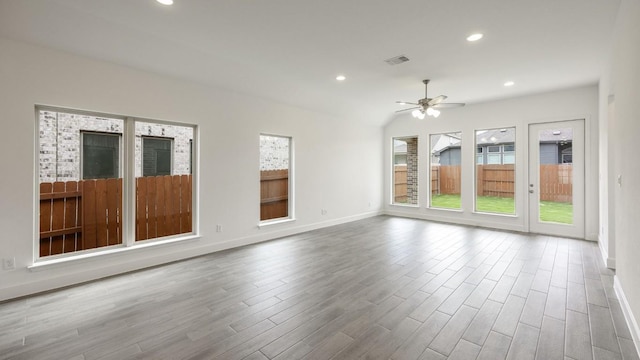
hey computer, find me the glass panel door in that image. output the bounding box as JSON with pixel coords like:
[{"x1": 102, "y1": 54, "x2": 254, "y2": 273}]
[{"x1": 528, "y1": 120, "x2": 584, "y2": 238}]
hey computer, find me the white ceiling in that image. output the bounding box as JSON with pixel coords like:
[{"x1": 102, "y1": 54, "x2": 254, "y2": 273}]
[{"x1": 0, "y1": 0, "x2": 620, "y2": 125}]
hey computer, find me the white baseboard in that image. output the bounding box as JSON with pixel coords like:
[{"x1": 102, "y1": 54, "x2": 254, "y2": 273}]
[
  {"x1": 0, "y1": 210, "x2": 382, "y2": 302},
  {"x1": 598, "y1": 236, "x2": 616, "y2": 269},
  {"x1": 613, "y1": 276, "x2": 640, "y2": 357}
]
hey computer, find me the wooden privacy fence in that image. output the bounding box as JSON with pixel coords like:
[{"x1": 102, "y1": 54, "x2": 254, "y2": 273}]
[
  {"x1": 540, "y1": 164, "x2": 573, "y2": 203},
  {"x1": 40, "y1": 179, "x2": 122, "y2": 257},
  {"x1": 394, "y1": 165, "x2": 408, "y2": 203},
  {"x1": 39, "y1": 175, "x2": 192, "y2": 257},
  {"x1": 431, "y1": 165, "x2": 462, "y2": 195},
  {"x1": 136, "y1": 175, "x2": 192, "y2": 241},
  {"x1": 40, "y1": 180, "x2": 85, "y2": 257},
  {"x1": 476, "y1": 164, "x2": 515, "y2": 198},
  {"x1": 394, "y1": 164, "x2": 573, "y2": 203},
  {"x1": 260, "y1": 169, "x2": 289, "y2": 221}
]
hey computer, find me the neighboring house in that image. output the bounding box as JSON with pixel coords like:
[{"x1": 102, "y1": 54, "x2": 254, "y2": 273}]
[
  {"x1": 431, "y1": 133, "x2": 462, "y2": 166},
  {"x1": 394, "y1": 133, "x2": 463, "y2": 165},
  {"x1": 432, "y1": 128, "x2": 573, "y2": 165},
  {"x1": 538, "y1": 129, "x2": 573, "y2": 164},
  {"x1": 431, "y1": 129, "x2": 573, "y2": 165},
  {"x1": 393, "y1": 140, "x2": 408, "y2": 165}
]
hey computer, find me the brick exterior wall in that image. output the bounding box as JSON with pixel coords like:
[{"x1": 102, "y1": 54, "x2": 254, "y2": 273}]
[
  {"x1": 260, "y1": 135, "x2": 290, "y2": 171},
  {"x1": 38, "y1": 110, "x2": 193, "y2": 182},
  {"x1": 135, "y1": 121, "x2": 193, "y2": 177},
  {"x1": 406, "y1": 137, "x2": 418, "y2": 205}
]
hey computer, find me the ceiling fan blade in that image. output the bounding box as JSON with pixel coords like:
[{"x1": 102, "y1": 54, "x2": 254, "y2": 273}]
[
  {"x1": 396, "y1": 101, "x2": 419, "y2": 105},
  {"x1": 395, "y1": 107, "x2": 420, "y2": 113},
  {"x1": 427, "y1": 95, "x2": 447, "y2": 106},
  {"x1": 432, "y1": 102, "x2": 465, "y2": 108}
]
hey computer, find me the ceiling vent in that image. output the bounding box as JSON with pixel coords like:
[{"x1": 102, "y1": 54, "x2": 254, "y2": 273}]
[{"x1": 384, "y1": 55, "x2": 410, "y2": 65}]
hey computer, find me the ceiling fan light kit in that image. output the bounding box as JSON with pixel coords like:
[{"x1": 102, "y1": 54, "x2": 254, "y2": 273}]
[
  {"x1": 411, "y1": 109, "x2": 426, "y2": 119},
  {"x1": 426, "y1": 107, "x2": 441, "y2": 118},
  {"x1": 396, "y1": 79, "x2": 465, "y2": 119}
]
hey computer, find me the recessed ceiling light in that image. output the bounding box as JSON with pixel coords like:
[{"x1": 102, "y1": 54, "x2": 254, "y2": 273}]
[
  {"x1": 466, "y1": 33, "x2": 483, "y2": 42},
  {"x1": 504, "y1": 81, "x2": 515, "y2": 87},
  {"x1": 156, "y1": 0, "x2": 173, "y2": 5},
  {"x1": 336, "y1": 75, "x2": 346, "y2": 81}
]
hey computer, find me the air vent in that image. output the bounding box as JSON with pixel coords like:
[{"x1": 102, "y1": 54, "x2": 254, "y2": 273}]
[{"x1": 384, "y1": 55, "x2": 410, "y2": 65}]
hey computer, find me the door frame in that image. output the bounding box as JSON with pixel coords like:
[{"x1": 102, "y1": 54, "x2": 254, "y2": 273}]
[{"x1": 528, "y1": 119, "x2": 585, "y2": 238}]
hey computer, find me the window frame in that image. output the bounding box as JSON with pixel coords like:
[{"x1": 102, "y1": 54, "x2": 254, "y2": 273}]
[
  {"x1": 391, "y1": 136, "x2": 419, "y2": 207},
  {"x1": 34, "y1": 105, "x2": 198, "y2": 263},
  {"x1": 474, "y1": 127, "x2": 517, "y2": 216},
  {"x1": 258, "y1": 133, "x2": 294, "y2": 226},
  {"x1": 428, "y1": 131, "x2": 463, "y2": 211}
]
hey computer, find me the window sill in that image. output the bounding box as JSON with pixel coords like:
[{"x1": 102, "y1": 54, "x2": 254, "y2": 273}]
[
  {"x1": 29, "y1": 234, "x2": 201, "y2": 272},
  {"x1": 428, "y1": 207, "x2": 464, "y2": 213},
  {"x1": 472, "y1": 211, "x2": 518, "y2": 218},
  {"x1": 390, "y1": 203, "x2": 420, "y2": 208},
  {"x1": 258, "y1": 218, "x2": 296, "y2": 228}
]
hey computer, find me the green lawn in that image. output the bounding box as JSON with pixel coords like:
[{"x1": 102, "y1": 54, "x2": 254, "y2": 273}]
[
  {"x1": 476, "y1": 196, "x2": 516, "y2": 214},
  {"x1": 430, "y1": 194, "x2": 461, "y2": 209},
  {"x1": 539, "y1": 200, "x2": 573, "y2": 224},
  {"x1": 431, "y1": 194, "x2": 573, "y2": 224}
]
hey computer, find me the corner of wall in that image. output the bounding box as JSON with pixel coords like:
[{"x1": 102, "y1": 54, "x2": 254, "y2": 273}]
[{"x1": 599, "y1": 235, "x2": 616, "y2": 269}]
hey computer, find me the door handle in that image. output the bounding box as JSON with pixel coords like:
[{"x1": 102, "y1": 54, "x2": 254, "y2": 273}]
[{"x1": 529, "y1": 189, "x2": 534, "y2": 193}]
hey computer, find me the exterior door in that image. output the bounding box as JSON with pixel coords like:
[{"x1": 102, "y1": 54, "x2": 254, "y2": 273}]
[{"x1": 528, "y1": 120, "x2": 585, "y2": 238}]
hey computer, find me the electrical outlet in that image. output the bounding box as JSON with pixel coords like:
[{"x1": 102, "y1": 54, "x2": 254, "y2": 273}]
[
  {"x1": 3, "y1": 257, "x2": 16, "y2": 270},
  {"x1": 216, "y1": 224, "x2": 222, "y2": 232}
]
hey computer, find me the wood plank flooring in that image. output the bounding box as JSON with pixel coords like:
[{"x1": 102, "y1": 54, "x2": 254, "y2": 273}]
[{"x1": 1, "y1": 216, "x2": 638, "y2": 360}]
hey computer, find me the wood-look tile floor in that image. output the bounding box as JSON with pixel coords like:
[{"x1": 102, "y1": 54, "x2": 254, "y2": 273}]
[{"x1": 1, "y1": 216, "x2": 639, "y2": 360}]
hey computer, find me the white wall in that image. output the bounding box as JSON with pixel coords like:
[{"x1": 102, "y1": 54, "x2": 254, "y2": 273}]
[
  {"x1": 607, "y1": 0, "x2": 640, "y2": 348},
  {"x1": 384, "y1": 85, "x2": 599, "y2": 239},
  {"x1": 0, "y1": 37, "x2": 383, "y2": 301}
]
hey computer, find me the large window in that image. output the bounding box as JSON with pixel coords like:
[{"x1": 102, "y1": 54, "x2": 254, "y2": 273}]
[
  {"x1": 260, "y1": 134, "x2": 292, "y2": 222},
  {"x1": 393, "y1": 136, "x2": 418, "y2": 205},
  {"x1": 475, "y1": 127, "x2": 516, "y2": 214},
  {"x1": 430, "y1": 132, "x2": 461, "y2": 210},
  {"x1": 37, "y1": 108, "x2": 196, "y2": 258}
]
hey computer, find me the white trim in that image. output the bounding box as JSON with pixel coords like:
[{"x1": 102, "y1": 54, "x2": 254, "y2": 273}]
[
  {"x1": 29, "y1": 234, "x2": 201, "y2": 271},
  {"x1": 472, "y1": 211, "x2": 518, "y2": 218},
  {"x1": 391, "y1": 135, "x2": 419, "y2": 206},
  {"x1": 2, "y1": 210, "x2": 381, "y2": 302},
  {"x1": 598, "y1": 235, "x2": 616, "y2": 269},
  {"x1": 259, "y1": 133, "x2": 294, "y2": 222},
  {"x1": 613, "y1": 276, "x2": 640, "y2": 358},
  {"x1": 390, "y1": 203, "x2": 420, "y2": 208},
  {"x1": 124, "y1": 118, "x2": 136, "y2": 247},
  {"x1": 427, "y1": 207, "x2": 464, "y2": 213},
  {"x1": 258, "y1": 218, "x2": 296, "y2": 228}
]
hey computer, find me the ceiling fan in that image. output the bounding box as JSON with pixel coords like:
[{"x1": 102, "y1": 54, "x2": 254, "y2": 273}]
[{"x1": 396, "y1": 79, "x2": 465, "y2": 119}]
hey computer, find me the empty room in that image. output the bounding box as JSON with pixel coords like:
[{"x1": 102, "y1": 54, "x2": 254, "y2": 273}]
[{"x1": 1, "y1": 0, "x2": 639, "y2": 359}]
